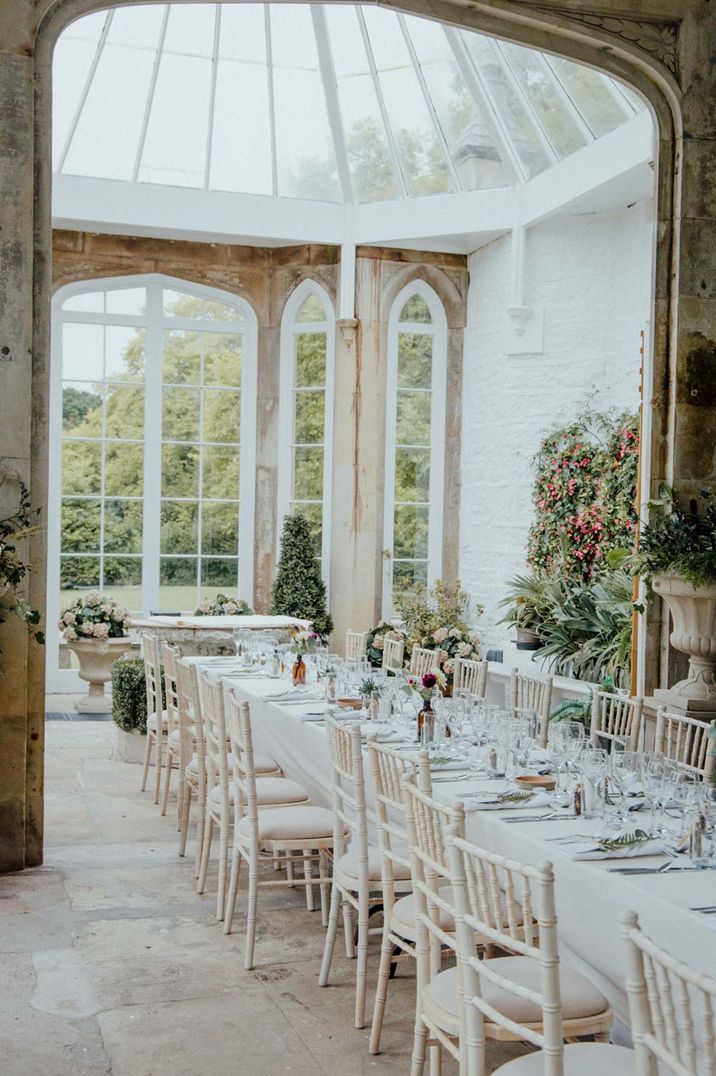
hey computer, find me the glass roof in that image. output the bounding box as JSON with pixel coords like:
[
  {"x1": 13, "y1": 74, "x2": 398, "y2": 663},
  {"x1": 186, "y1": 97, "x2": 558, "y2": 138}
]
[{"x1": 53, "y1": 3, "x2": 643, "y2": 205}]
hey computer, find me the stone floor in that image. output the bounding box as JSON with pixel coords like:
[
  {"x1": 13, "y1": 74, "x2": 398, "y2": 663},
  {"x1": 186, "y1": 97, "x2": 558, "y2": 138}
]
[{"x1": 1, "y1": 721, "x2": 528, "y2": 1075}]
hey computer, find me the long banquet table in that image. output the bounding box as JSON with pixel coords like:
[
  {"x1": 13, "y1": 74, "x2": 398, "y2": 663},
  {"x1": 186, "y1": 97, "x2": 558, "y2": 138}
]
[{"x1": 191, "y1": 660, "x2": 716, "y2": 1030}]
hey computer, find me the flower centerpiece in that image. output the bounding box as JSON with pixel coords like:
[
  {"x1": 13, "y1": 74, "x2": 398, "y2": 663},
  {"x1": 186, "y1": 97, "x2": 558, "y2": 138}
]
[
  {"x1": 59, "y1": 591, "x2": 132, "y2": 713},
  {"x1": 405, "y1": 671, "x2": 445, "y2": 741},
  {"x1": 289, "y1": 627, "x2": 322, "y2": 654},
  {"x1": 365, "y1": 621, "x2": 407, "y2": 669},
  {"x1": 195, "y1": 594, "x2": 253, "y2": 616},
  {"x1": 397, "y1": 580, "x2": 481, "y2": 693}
]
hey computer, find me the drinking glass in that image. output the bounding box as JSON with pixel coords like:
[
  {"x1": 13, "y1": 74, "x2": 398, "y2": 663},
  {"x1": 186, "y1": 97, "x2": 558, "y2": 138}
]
[{"x1": 609, "y1": 750, "x2": 641, "y2": 826}]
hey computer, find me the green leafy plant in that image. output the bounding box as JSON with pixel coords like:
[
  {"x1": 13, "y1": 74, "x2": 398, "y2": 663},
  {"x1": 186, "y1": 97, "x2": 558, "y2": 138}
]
[
  {"x1": 195, "y1": 594, "x2": 253, "y2": 616},
  {"x1": 365, "y1": 621, "x2": 407, "y2": 669},
  {"x1": 395, "y1": 579, "x2": 481, "y2": 688},
  {"x1": 111, "y1": 657, "x2": 149, "y2": 734},
  {"x1": 498, "y1": 573, "x2": 550, "y2": 634},
  {"x1": 0, "y1": 472, "x2": 44, "y2": 644},
  {"x1": 596, "y1": 828, "x2": 654, "y2": 853},
  {"x1": 271, "y1": 513, "x2": 333, "y2": 639},
  {"x1": 550, "y1": 675, "x2": 617, "y2": 729},
  {"x1": 359, "y1": 677, "x2": 381, "y2": 698},
  {"x1": 613, "y1": 484, "x2": 716, "y2": 589}
]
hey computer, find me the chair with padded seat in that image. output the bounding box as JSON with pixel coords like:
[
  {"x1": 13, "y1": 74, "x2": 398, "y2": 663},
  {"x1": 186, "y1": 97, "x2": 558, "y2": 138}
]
[
  {"x1": 346, "y1": 630, "x2": 368, "y2": 662},
  {"x1": 590, "y1": 689, "x2": 643, "y2": 752},
  {"x1": 222, "y1": 692, "x2": 337, "y2": 969},
  {"x1": 404, "y1": 784, "x2": 618, "y2": 1075},
  {"x1": 159, "y1": 642, "x2": 184, "y2": 821},
  {"x1": 175, "y1": 657, "x2": 207, "y2": 875},
  {"x1": 410, "y1": 646, "x2": 440, "y2": 678},
  {"x1": 140, "y1": 632, "x2": 168, "y2": 803},
  {"x1": 382, "y1": 635, "x2": 405, "y2": 674},
  {"x1": 508, "y1": 669, "x2": 554, "y2": 747},
  {"x1": 319, "y1": 719, "x2": 413, "y2": 1028},
  {"x1": 196, "y1": 668, "x2": 310, "y2": 920},
  {"x1": 454, "y1": 656, "x2": 487, "y2": 699},
  {"x1": 654, "y1": 706, "x2": 715, "y2": 780}
]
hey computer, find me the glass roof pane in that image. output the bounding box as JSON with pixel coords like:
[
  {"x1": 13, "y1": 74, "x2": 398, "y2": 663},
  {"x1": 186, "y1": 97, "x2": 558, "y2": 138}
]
[
  {"x1": 405, "y1": 16, "x2": 509, "y2": 192},
  {"x1": 52, "y1": 12, "x2": 108, "y2": 167},
  {"x1": 462, "y1": 34, "x2": 551, "y2": 178},
  {"x1": 137, "y1": 5, "x2": 215, "y2": 187},
  {"x1": 210, "y1": 8, "x2": 272, "y2": 195},
  {"x1": 324, "y1": 6, "x2": 398, "y2": 203},
  {"x1": 361, "y1": 7, "x2": 451, "y2": 197},
  {"x1": 498, "y1": 42, "x2": 587, "y2": 159},
  {"x1": 546, "y1": 57, "x2": 629, "y2": 138},
  {"x1": 269, "y1": 7, "x2": 340, "y2": 201}
]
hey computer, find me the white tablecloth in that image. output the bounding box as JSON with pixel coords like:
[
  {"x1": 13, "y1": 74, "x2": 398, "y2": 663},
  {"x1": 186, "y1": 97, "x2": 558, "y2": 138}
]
[
  {"x1": 192, "y1": 662, "x2": 716, "y2": 1027},
  {"x1": 137, "y1": 615, "x2": 311, "y2": 631}
]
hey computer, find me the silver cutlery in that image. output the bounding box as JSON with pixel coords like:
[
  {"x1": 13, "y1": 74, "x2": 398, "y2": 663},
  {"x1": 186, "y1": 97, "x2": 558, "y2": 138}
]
[
  {"x1": 503, "y1": 812, "x2": 572, "y2": 824},
  {"x1": 691, "y1": 906, "x2": 716, "y2": 914}
]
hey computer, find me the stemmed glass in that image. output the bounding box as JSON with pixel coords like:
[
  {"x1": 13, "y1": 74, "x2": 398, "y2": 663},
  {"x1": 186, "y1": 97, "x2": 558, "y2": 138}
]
[
  {"x1": 642, "y1": 754, "x2": 672, "y2": 836},
  {"x1": 609, "y1": 750, "x2": 641, "y2": 828}
]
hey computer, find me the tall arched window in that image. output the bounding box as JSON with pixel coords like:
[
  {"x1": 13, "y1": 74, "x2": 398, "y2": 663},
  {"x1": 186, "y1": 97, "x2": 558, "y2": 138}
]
[
  {"x1": 382, "y1": 282, "x2": 447, "y2": 619},
  {"x1": 277, "y1": 281, "x2": 335, "y2": 584},
  {"x1": 48, "y1": 275, "x2": 257, "y2": 690}
]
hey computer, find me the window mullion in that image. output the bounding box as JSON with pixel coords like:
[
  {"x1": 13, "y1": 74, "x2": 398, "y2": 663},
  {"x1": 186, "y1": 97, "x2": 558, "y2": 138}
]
[{"x1": 142, "y1": 283, "x2": 164, "y2": 614}]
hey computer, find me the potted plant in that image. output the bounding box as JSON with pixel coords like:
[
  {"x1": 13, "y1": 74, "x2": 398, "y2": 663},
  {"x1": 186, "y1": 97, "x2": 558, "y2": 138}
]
[
  {"x1": 615, "y1": 486, "x2": 716, "y2": 710},
  {"x1": 396, "y1": 579, "x2": 482, "y2": 693},
  {"x1": 112, "y1": 656, "x2": 149, "y2": 763},
  {"x1": 59, "y1": 591, "x2": 132, "y2": 712},
  {"x1": 499, "y1": 573, "x2": 548, "y2": 650}
]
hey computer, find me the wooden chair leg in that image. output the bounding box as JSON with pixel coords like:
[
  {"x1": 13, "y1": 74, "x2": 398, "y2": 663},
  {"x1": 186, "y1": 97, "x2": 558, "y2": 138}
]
[
  {"x1": 342, "y1": 894, "x2": 355, "y2": 959},
  {"x1": 286, "y1": 852, "x2": 295, "y2": 887},
  {"x1": 141, "y1": 729, "x2": 154, "y2": 792},
  {"x1": 319, "y1": 882, "x2": 342, "y2": 987},
  {"x1": 178, "y1": 779, "x2": 192, "y2": 858},
  {"x1": 197, "y1": 813, "x2": 213, "y2": 895},
  {"x1": 160, "y1": 746, "x2": 173, "y2": 816},
  {"x1": 193, "y1": 781, "x2": 206, "y2": 879},
  {"x1": 355, "y1": 897, "x2": 370, "y2": 1029},
  {"x1": 223, "y1": 847, "x2": 241, "y2": 935},
  {"x1": 302, "y1": 849, "x2": 314, "y2": 912},
  {"x1": 244, "y1": 864, "x2": 259, "y2": 970},
  {"x1": 216, "y1": 813, "x2": 229, "y2": 921},
  {"x1": 410, "y1": 1017, "x2": 428, "y2": 1076},
  {"x1": 318, "y1": 850, "x2": 329, "y2": 928},
  {"x1": 369, "y1": 929, "x2": 396, "y2": 1053},
  {"x1": 153, "y1": 733, "x2": 164, "y2": 805}
]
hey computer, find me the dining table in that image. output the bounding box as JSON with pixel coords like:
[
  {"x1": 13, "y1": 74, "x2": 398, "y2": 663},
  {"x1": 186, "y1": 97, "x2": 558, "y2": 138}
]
[{"x1": 189, "y1": 658, "x2": 716, "y2": 1032}]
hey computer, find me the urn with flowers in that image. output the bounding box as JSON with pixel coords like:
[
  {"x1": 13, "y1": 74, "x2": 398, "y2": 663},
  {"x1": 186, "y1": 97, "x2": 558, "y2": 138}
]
[{"x1": 59, "y1": 592, "x2": 133, "y2": 713}]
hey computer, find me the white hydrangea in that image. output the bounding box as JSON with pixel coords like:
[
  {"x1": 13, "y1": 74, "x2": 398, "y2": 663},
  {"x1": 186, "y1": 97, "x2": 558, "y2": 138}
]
[
  {"x1": 224, "y1": 601, "x2": 238, "y2": 615},
  {"x1": 63, "y1": 611, "x2": 76, "y2": 626},
  {"x1": 83, "y1": 591, "x2": 102, "y2": 607},
  {"x1": 62, "y1": 626, "x2": 78, "y2": 641},
  {"x1": 92, "y1": 622, "x2": 110, "y2": 639}
]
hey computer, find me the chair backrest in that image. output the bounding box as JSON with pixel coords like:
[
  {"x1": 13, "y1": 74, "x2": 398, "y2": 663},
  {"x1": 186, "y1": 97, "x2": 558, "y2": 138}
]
[
  {"x1": 196, "y1": 668, "x2": 230, "y2": 804},
  {"x1": 621, "y1": 909, "x2": 716, "y2": 1076},
  {"x1": 346, "y1": 630, "x2": 368, "y2": 662},
  {"x1": 402, "y1": 778, "x2": 465, "y2": 979},
  {"x1": 591, "y1": 690, "x2": 643, "y2": 751},
  {"x1": 161, "y1": 641, "x2": 180, "y2": 737},
  {"x1": 410, "y1": 646, "x2": 440, "y2": 678},
  {"x1": 655, "y1": 707, "x2": 715, "y2": 780},
  {"x1": 454, "y1": 656, "x2": 487, "y2": 698},
  {"x1": 142, "y1": 632, "x2": 163, "y2": 719},
  {"x1": 225, "y1": 691, "x2": 260, "y2": 830},
  {"x1": 382, "y1": 636, "x2": 405, "y2": 674},
  {"x1": 325, "y1": 717, "x2": 368, "y2": 873},
  {"x1": 176, "y1": 658, "x2": 205, "y2": 777},
  {"x1": 447, "y1": 831, "x2": 563, "y2": 1074},
  {"x1": 510, "y1": 669, "x2": 554, "y2": 746},
  {"x1": 367, "y1": 741, "x2": 431, "y2": 915}
]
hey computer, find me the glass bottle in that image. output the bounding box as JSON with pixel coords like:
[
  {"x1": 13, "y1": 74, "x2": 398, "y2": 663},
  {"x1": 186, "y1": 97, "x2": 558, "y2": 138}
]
[{"x1": 292, "y1": 653, "x2": 306, "y2": 687}]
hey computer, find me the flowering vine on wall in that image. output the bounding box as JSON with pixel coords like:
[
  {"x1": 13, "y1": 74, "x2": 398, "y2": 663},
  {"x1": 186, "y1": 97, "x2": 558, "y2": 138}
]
[{"x1": 527, "y1": 411, "x2": 639, "y2": 584}]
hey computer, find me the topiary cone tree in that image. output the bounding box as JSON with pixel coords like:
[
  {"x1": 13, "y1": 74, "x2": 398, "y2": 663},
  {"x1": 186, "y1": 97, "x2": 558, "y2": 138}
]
[{"x1": 271, "y1": 513, "x2": 333, "y2": 639}]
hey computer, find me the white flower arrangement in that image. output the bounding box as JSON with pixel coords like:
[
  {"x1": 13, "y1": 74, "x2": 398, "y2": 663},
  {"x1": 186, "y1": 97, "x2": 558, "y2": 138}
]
[
  {"x1": 58, "y1": 592, "x2": 130, "y2": 642},
  {"x1": 194, "y1": 594, "x2": 253, "y2": 617},
  {"x1": 289, "y1": 627, "x2": 322, "y2": 653}
]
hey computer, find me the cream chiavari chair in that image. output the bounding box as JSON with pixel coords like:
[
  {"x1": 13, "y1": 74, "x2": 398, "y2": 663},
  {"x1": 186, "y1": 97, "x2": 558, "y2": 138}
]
[
  {"x1": 346, "y1": 630, "x2": 368, "y2": 661},
  {"x1": 175, "y1": 658, "x2": 206, "y2": 874},
  {"x1": 509, "y1": 668, "x2": 554, "y2": 747},
  {"x1": 410, "y1": 646, "x2": 440, "y2": 678},
  {"x1": 196, "y1": 669, "x2": 310, "y2": 919},
  {"x1": 622, "y1": 909, "x2": 716, "y2": 1076},
  {"x1": 159, "y1": 642, "x2": 182, "y2": 820},
  {"x1": 140, "y1": 632, "x2": 167, "y2": 804},
  {"x1": 319, "y1": 719, "x2": 412, "y2": 1028},
  {"x1": 368, "y1": 741, "x2": 432, "y2": 1055},
  {"x1": 382, "y1": 635, "x2": 405, "y2": 674},
  {"x1": 655, "y1": 706, "x2": 715, "y2": 780},
  {"x1": 454, "y1": 656, "x2": 487, "y2": 698},
  {"x1": 591, "y1": 690, "x2": 643, "y2": 752},
  {"x1": 447, "y1": 832, "x2": 629, "y2": 1076},
  {"x1": 223, "y1": 694, "x2": 335, "y2": 969}
]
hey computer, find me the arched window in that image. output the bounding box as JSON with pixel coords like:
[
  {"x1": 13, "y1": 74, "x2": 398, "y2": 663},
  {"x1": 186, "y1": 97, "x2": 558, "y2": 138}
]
[
  {"x1": 277, "y1": 281, "x2": 335, "y2": 584},
  {"x1": 48, "y1": 275, "x2": 257, "y2": 690},
  {"x1": 382, "y1": 282, "x2": 447, "y2": 619}
]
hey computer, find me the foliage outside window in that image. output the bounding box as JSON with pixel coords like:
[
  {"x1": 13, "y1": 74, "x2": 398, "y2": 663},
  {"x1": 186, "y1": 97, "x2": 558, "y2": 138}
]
[{"x1": 0, "y1": 472, "x2": 44, "y2": 645}]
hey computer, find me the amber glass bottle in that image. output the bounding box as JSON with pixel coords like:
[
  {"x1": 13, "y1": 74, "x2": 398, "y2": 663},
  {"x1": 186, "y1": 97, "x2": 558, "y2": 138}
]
[{"x1": 292, "y1": 654, "x2": 306, "y2": 687}]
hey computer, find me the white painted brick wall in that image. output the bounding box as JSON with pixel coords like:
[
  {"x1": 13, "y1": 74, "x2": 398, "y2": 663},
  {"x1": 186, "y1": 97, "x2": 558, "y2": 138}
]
[{"x1": 459, "y1": 201, "x2": 653, "y2": 669}]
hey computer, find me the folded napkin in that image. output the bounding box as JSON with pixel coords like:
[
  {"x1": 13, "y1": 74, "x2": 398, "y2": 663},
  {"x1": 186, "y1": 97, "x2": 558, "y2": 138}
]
[
  {"x1": 297, "y1": 710, "x2": 330, "y2": 722},
  {"x1": 462, "y1": 790, "x2": 552, "y2": 812},
  {"x1": 563, "y1": 830, "x2": 666, "y2": 861},
  {"x1": 264, "y1": 688, "x2": 323, "y2": 702},
  {"x1": 431, "y1": 758, "x2": 470, "y2": 772}
]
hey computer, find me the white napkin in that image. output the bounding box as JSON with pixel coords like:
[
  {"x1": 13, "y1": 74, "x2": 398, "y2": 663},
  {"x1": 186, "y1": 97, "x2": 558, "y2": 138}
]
[
  {"x1": 297, "y1": 710, "x2": 330, "y2": 722},
  {"x1": 431, "y1": 758, "x2": 470, "y2": 772},
  {"x1": 462, "y1": 790, "x2": 552, "y2": 812},
  {"x1": 563, "y1": 835, "x2": 667, "y2": 861},
  {"x1": 264, "y1": 687, "x2": 323, "y2": 702}
]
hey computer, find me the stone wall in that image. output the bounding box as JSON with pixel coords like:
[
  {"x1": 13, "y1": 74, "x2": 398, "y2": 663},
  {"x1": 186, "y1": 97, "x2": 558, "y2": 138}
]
[{"x1": 459, "y1": 201, "x2": 653, "y2": 657}]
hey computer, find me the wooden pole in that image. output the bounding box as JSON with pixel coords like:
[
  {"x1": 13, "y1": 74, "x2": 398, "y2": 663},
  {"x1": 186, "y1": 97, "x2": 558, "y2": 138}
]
[{"x1": 629, "y1": 331, "x2": 646, "y2": 698}]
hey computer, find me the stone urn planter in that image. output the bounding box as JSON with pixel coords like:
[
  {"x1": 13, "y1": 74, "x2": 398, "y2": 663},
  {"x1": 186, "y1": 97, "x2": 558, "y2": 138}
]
[
  {"x1": 68, "y1": 636, "x2": 134, "y2": 713},
  {"x1": 653, "y1": 574, "x2": 716, "y2": 712}
]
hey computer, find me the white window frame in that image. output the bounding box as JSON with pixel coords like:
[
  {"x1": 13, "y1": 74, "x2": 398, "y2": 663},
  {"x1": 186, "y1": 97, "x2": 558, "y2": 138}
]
[
  {"x1": 47, "y1": 273, "x2": 257, "y2": 693},
  {"x1": 277, "y1": 278, "x2": 335, "y2": 591},
  {"x1": 382, "y1": 280, "x2": 447, "y2": 620}
]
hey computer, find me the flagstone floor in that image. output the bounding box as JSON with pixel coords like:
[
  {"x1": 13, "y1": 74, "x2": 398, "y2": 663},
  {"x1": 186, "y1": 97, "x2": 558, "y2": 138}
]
[{"x1": 0, "y1": 718, "x2": 528, "y2": 1075}]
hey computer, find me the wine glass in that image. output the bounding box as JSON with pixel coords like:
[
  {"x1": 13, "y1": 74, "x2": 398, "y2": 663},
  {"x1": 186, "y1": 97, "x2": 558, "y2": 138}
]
[{"x1": 609, "y1": 750, "x2": 641, "y2": 827}]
